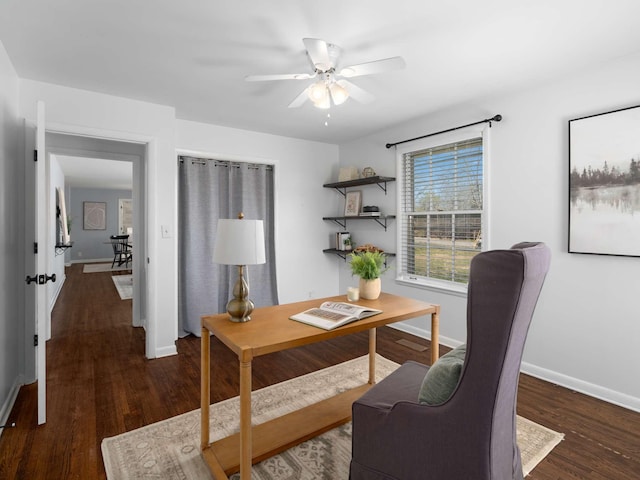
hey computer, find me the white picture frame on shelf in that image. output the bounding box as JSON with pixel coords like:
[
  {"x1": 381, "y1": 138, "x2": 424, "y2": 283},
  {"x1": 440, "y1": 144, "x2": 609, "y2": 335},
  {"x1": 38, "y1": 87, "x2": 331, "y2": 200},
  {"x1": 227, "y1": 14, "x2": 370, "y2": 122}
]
[{"x1": 344, "y1": 191, "x2": 362, "y2": 217}]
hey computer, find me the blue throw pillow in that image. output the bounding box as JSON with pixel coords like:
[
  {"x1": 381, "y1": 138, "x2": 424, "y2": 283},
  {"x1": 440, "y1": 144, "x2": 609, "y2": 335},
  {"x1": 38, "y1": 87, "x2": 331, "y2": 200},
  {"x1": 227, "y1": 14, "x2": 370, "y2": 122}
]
[{"x1": 418, "y1": 344, "x2": 466, "y2": 405}]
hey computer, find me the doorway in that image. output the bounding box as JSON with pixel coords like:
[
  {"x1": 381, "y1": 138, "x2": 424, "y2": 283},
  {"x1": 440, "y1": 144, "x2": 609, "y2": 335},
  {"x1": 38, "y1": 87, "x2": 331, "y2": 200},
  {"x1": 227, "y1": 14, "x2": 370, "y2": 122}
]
[{"x1": 45, "y1": 132, "x2": 146, "y2": 331}]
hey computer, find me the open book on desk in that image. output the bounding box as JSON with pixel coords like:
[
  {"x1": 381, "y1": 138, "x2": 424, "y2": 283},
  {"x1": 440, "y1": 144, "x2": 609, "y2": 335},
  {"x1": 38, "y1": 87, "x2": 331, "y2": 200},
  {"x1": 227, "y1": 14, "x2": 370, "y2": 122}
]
[{"x1": 290, "y1": 301, "x2": 382, "y2": 330}]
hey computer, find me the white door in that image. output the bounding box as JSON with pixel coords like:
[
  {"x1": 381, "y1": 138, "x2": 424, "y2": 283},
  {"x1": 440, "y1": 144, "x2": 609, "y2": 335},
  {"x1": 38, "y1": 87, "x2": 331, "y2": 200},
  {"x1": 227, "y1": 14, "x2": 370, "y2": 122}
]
[
  {"x1": 25, "y1": 101, "x2": 51, "y2": 425},
  {"x1": 35, "y1": 101, "x2": 49, "y2": 425}
]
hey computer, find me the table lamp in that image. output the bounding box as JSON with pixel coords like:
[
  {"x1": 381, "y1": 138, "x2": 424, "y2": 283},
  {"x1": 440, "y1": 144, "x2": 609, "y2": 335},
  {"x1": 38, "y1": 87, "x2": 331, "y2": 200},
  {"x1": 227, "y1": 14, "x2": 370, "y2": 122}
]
[{"x1": 213, "y1": 213, "x2": 266, "y2": 322}]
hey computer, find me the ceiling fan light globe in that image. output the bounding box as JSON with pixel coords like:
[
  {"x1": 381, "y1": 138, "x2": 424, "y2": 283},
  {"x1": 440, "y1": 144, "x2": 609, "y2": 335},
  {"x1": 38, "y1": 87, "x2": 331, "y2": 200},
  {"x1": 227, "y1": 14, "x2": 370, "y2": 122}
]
[
  {"x1": 312, "y1": 95, "x2": 331, "y2": 109},
  {"x1": 308, "y1": 81, "x2": 328, "y2": 102},
  {"x1": 329, "y1": 83, "x2": 349, "y2": 105}
]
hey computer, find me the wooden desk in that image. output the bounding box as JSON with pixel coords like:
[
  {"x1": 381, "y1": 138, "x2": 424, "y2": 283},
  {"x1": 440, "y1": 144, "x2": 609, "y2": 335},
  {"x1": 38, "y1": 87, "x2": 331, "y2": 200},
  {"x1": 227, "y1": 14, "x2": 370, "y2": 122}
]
[{"x1": 200, "y1": 292, "x2": 440, "y2": 480}]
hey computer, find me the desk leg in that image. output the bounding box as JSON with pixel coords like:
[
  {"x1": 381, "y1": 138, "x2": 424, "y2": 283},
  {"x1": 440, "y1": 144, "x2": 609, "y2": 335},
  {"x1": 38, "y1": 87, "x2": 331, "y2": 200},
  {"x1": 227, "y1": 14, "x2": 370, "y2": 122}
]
[
  {"x1": 431, "y1": 306, "x2": 440, "y2": 365},
  {"x1": 201, "y1": 327, "x2": 210, "y2": 450},
  {"x1": 239, "y1": 358, "x2": 252, "y2": 480},
  {"x1": 368, "y1": 328, "x2": 376, "y2": 385}
]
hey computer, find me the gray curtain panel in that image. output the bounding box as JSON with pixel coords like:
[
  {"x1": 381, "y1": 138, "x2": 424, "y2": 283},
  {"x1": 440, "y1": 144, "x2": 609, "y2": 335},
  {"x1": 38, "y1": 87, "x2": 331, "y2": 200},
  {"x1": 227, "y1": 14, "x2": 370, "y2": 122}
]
[{"x1": 178, "y1": 156, "x2": 278, "y2": 336}]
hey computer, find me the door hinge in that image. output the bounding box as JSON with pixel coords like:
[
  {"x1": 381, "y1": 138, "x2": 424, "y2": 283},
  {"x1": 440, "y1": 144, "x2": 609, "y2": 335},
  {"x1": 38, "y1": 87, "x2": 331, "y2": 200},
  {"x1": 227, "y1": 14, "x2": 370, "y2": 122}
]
[
  {"x1": 34, "y1": 242, "x2": 38, "y2": 254},
  {"x1": 34, "y1": 335, "x2": 38, "y2": 347},
  {"x1": 33, "y1": 150, "x2": 37, "y2": 162}
]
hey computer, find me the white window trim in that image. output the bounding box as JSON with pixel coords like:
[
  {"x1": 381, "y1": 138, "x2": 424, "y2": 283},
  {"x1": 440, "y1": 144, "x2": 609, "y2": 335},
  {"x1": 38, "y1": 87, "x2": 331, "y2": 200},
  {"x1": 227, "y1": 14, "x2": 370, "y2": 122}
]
[{"x1": 394, "y1": 123, "x2": 491, "y2": 293}]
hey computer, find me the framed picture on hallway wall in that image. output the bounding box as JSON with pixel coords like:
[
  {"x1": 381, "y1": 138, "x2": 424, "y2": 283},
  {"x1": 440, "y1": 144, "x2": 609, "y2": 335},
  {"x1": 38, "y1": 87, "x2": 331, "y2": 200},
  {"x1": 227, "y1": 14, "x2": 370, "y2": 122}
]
[
  {"x1": 83, "y1": 201, "x2": 107, "y2": 230},
  {"x1": 568, "y1": 104, "x2": 640, "y2": 257}
]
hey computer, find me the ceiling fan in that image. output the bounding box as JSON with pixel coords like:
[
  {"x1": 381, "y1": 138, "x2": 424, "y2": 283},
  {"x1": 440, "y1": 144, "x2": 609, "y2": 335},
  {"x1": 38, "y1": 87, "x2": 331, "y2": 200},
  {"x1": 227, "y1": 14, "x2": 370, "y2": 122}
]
[{"x1": 245, "y1": 38, "x2": 406, "y2": 109}]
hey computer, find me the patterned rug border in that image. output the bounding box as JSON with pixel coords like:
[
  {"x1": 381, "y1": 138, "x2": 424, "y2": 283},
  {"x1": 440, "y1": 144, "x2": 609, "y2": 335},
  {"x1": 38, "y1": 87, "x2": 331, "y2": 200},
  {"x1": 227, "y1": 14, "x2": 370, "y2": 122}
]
[
  {"x1": 101, "y1": 355, "x2": 563, "y2": 479},
  {"x1": 111, "y1": 274, "x2": 133, "y2": 300}
]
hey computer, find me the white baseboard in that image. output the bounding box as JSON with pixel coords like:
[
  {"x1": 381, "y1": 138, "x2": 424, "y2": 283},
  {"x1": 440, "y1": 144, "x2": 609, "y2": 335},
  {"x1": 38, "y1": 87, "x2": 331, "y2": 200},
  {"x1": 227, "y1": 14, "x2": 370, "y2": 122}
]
[
  {"x1": 521, "y1": 361, "x2": 640, "y2": 413},
  {"x1": 154, "y1": 344, "x2": 177, "y2": 358},
  {"x1": 388, "y1": 323, "x2": 640, "y2": 413},
  {"x1": 0, "y1": 375, "x2": 24, "y2": 438},
  {"x1": 389, "y1": 322, "x2": 463, "y2": 351},
  {"x1": 49, "y1": 273, "x2": 65, "y2": 311}
]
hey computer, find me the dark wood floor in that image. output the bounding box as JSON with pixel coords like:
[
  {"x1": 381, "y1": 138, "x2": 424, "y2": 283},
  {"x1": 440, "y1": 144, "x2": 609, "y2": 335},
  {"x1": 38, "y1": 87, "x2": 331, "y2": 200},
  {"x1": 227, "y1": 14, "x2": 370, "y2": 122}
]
[{"x1": 1, "y1": 264, "x2": 639, "y2": 479}]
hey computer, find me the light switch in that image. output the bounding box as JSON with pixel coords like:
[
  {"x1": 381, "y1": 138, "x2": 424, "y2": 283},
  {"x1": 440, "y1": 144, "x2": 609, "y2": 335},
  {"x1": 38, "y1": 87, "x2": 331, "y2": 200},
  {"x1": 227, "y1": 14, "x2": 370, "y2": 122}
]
[{"x1": 161, "y1": 225, "x2": 171, "y2": 238}]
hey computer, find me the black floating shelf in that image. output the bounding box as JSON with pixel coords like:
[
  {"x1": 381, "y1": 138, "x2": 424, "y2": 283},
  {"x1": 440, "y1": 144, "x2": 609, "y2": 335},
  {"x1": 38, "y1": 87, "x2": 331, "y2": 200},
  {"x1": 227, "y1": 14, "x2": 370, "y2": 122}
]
[
  {"x1": 323, "y1": 176, "x2": 395, "y2": 196},
  {"x1": 322, "y1": 215, "x2": 395, "y2": 230},
  {"x1": 55, "y1": 243, "x2": 73, "y2": 256},
  {"x1": 323, "y1": 248, "x2": 395, "y2": 264}
]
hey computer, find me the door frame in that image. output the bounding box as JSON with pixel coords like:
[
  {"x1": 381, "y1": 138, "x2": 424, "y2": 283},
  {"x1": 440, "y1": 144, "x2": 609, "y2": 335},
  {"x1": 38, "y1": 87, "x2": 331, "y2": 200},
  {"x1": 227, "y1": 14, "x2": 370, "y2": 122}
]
[{"x1": 24, "y1": 121, "x2": 154, "y2": 382}]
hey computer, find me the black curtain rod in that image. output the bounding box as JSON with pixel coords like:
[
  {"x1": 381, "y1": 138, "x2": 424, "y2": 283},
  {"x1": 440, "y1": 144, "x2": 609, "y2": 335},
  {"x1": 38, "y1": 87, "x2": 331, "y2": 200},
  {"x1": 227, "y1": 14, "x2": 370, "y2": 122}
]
[{"x1": 385, "y1": 114, "x2": 502, "y2": 149}]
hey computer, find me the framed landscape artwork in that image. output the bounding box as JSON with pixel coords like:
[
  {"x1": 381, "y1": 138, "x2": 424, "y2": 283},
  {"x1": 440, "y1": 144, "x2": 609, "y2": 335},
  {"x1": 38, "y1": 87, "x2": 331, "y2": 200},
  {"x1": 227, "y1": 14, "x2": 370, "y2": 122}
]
[
  {"x1": 569, "y1": 105, "x2": 640, "y2": 257},
  {"x1": 83, "y1": 201, "x2": 107, "y2": 230}
]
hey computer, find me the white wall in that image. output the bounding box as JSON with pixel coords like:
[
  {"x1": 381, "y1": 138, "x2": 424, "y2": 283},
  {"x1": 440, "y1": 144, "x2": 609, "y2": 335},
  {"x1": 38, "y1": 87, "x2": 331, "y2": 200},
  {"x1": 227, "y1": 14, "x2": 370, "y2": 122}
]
[
  {"x1": 176, "y1": 120, "x2": 341, "y2": 303},
  {"x1": 0, "y1": 41, "x2": 23, "y2": 434},
  {"x1": 19, "y1": 80, "x2": 178, "y2": 358},
  {"x1": 339, "y1": 52, "x2": 640, "y2": 411}
]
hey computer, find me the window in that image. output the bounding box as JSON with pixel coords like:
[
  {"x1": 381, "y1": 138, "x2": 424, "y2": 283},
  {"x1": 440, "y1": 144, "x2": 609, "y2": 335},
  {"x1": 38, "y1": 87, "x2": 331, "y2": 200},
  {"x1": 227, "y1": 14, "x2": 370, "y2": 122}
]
[{"x1": 397, "y1": 133, "x2": 485, "y2": 291}]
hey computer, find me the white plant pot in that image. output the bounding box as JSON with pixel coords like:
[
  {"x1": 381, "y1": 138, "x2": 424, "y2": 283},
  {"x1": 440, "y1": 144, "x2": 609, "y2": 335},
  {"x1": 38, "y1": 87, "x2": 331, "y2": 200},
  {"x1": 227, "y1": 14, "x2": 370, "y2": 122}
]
[{"x1": 359, "y1": 277, "x2": 381, "y2": 300}]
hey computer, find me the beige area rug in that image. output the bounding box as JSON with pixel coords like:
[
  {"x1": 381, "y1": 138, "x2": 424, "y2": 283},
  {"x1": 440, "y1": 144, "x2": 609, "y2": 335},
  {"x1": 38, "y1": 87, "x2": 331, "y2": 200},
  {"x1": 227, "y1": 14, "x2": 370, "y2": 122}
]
[
  {"x1": 101, "y1": 355, "x2": 563, "y2": 479},
  {"x1": 111, "y1": 275, "x2": 133, "y2": 300},
  {"x1": 83, "y1": 262, "x2": 131, "y2": 273}
]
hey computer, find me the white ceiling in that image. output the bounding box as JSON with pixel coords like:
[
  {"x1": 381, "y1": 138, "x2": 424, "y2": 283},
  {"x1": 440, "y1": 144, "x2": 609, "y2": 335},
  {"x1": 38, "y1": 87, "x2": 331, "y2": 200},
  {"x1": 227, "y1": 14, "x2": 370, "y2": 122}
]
[
  {"x1": 2, "y1": 1, "x2": 640, "y2": 145},
  {"x1": 54, "y1": 155, "x2": 133, "y2": 190}
]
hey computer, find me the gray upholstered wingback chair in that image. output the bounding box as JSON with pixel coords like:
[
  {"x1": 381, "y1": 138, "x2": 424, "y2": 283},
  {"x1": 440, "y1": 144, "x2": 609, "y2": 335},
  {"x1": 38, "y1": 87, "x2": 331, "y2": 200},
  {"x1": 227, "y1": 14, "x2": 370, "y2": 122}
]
[{"x1": 350, "y1": 242, "x2": 551, "y2": 480}]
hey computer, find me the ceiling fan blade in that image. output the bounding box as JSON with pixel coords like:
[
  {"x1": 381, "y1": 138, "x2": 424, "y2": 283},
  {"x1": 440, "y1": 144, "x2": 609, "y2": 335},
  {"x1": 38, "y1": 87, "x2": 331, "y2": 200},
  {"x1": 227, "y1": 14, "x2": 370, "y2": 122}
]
[
  {"x1": 245, "y1": 73, "x2": 313, "y2": 81},
  {"x1": 339, "y1": 56, "x2": 406, "y2": 78},
  {"x1": 303, "y1": 38, "x2": 332, "y2": 71},
  {"x1": 288, "y1": 87, "x2": 310, "y2": 108},
  {"x1": 338, "y1": 80, "x2": 375, "y2": 104}
]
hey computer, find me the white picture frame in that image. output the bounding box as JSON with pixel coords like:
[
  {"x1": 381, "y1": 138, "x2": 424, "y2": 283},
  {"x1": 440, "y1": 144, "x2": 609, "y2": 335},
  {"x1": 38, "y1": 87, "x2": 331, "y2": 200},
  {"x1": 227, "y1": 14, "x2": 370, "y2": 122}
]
[
  {"x1": 83, "y1": 201, "x2": 107, "y2": 230},
  {"x1": 344, "y1": 191, "x2": 362, "y2": 217}
]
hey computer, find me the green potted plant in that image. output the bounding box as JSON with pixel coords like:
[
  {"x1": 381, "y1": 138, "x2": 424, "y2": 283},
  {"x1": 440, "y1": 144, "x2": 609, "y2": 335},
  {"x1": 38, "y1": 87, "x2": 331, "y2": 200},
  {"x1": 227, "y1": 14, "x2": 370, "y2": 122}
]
[{"x1": 349, "y1": 248, "x2": 388, "y2": 300}]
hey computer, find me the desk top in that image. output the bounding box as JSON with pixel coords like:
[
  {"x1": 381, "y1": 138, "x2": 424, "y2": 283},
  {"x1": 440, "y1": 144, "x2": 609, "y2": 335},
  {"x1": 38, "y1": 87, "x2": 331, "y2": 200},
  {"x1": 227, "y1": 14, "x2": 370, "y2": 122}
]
[{"x1": 201, "y1": 292, "x2": 438, "y2": 360}]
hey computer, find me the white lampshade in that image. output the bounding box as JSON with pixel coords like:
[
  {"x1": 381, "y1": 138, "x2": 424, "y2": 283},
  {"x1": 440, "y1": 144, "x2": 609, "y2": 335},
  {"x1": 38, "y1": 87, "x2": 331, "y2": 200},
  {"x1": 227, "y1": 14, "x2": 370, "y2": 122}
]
[
  {"x1": 313, "y1": 95, "x2": 331, "y2": 109},
  {"x1": 329, "y1": 82, "x2": 349, "y2": 105},
  {"x1": 213, "y1": 219, "x2": 266, "y2": 265},
  {"x1": 308, "y1": 81, "x2": 328, "y2": 103}
]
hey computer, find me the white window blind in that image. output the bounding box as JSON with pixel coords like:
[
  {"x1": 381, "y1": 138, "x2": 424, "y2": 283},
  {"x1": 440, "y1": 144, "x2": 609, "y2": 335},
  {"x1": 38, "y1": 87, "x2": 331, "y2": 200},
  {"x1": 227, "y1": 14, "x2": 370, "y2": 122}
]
[{"x1": 399, "y1": 137, "x2": 483, "y2": 286}]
